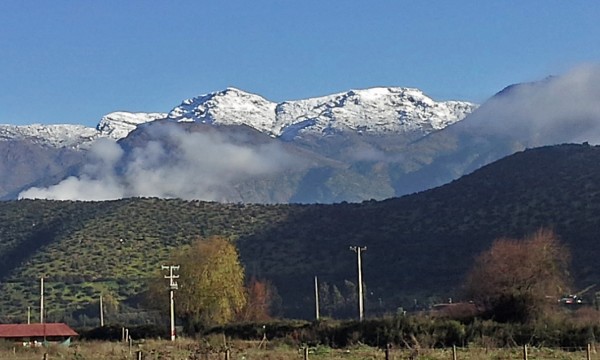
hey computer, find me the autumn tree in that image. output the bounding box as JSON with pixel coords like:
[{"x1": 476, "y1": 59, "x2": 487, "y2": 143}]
[
  {"x1": 148, "y1": 236, "x2": 247, "y2": 331},
  {"x1": 237, "y1": 276, "x2": 279, "y2": 322},
  {"x1": 465, "y1": 228, "x2": 571, "y2": 323}
]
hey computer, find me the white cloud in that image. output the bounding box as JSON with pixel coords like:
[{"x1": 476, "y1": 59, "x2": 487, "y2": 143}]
[
  {"x1": 19, "y1": 124, "x2": 304, "y2": 201},
  {"x1": 463, "y1": 64, "x2": 600, "y2": 145}
]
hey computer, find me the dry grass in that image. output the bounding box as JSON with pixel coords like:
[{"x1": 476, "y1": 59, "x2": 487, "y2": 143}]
[{"x1": 0, "y1": 339, "x2": 595, "y2": 360}]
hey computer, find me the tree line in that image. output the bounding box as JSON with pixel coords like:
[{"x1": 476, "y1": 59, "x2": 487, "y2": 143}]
[{"x1": 140, "y1": 227, "x2": 586, "y2": 340}]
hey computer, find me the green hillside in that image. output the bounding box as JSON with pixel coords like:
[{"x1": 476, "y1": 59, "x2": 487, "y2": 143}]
[
  {"x1": 2, "y1": 143, "x2": 600, "y2": 323},
  {"x1": 0, "y1": 199, "x2": 293, "y2": 322}
]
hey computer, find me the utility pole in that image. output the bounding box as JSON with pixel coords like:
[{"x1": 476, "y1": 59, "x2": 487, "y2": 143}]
[
  {"x1": 99, "y1": 294, "x2": 104, "y2": 327},
  {"x1": 161, "y1": 265, "x2": 179, "y2": 341},
  {"x1": 314, "y1": 276, "x2": 320, "y2": 321},
  {"x1": 350, "y1": 246, "x2": 367, "y2": 321},
  {"x1": 40, "y1": 276, "x2": 44, "y2": 324}
]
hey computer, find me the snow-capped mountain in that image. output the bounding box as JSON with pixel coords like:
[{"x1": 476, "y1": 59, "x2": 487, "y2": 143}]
[
  {"x1": 0, "y1": 111, "x2": 167, "y2": 149},
  {"x1": 1, "y1": 86, "x2": 478, "y2": 202},
  {"x1": 96, "y1": 111, "x2": 167, "y2": 139},
  {"x1": 167, "y1": 88, "x2": 278, "y2": 134},
  {"x1": 5, "y1": 70, "x2": 600, "y2": 203},
  {"x1": 167, "y1": 87, "x2": 477, "y2": 139},
  {"x1": 0, "y1": 88, "x2": 474, "y2": 150},
  {"x1": 0, "y1": 123, "x2": 98, "y2": 148}
]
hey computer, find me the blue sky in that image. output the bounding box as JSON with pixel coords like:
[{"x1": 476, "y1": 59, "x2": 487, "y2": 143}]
[{"x1": 1, "y1": 1, "x2": 599, "y2": 127}]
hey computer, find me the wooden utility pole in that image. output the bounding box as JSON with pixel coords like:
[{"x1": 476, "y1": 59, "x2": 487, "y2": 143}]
[
  {"x1": 161, "y1": 265, "x2": 179, "y2": 341},
  {"x1": 350, "y1": 246, "x2": 367, "y2": 321}
]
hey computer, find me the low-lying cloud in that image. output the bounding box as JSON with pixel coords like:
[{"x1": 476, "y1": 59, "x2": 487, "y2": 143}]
[
  {"x1": 19, "y1": 124, "x2": 303, "y2": 201},
  {"x1": 464, "y1": 64, "x2": 600, "y2": 145}
]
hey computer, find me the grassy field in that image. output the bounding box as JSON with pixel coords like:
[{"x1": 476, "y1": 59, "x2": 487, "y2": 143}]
[{"x1": 0, "y1": 339, "x2": 596, "y2": 360}]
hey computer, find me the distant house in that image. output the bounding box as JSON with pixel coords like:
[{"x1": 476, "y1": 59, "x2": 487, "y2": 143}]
[{"x1": 0, "y1": 323, "x2": 78, "y2": 347}]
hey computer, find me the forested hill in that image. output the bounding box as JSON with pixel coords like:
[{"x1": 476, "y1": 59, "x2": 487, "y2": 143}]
[{"x1": 1, "y1": 143, "x2": 600, "y2": 321}]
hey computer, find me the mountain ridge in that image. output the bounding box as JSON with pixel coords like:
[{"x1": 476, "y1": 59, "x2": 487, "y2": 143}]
[
  {"x1": 168, "y1": 87, "x2": 477, "y2": 138},
  {"x1": 0, "y1": 87, "x2": 478, "y2": 203},
  {"x1": 0, "y1": 87, "x2": 477, "y2": 149}
]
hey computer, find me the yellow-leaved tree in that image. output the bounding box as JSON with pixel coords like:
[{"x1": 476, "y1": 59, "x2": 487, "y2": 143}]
[{"x1": 148, "y1": 235, "x2": 247, "y2": 332}]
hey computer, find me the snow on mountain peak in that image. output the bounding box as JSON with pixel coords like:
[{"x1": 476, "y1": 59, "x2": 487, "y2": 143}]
[
  {"x1": 274, "y1": 87, "x2": 476, "y2": 137},
  {"x1": 96, "y1": 111, "x2": 167, "y2": 139},
  {"x1": 0, "y1": 123, "x2": 99, "y2": 148},
  {"x1": 168, "y1": 88, "x2": 278, "y2": 134},
  {"x1": 2, "y1": 87, "x2": 476, "y2": 149},
  {"x1": 1, "y1": 111, "x2": 167, "y2": 149},
  {"x1": 168, "y1": 87, "x2": 477, "y2": 139}
]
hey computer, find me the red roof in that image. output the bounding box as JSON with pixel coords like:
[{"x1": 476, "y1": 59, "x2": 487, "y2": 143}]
[{"x1": 0, "y1": 323, "x2": 78, "y2": 338}]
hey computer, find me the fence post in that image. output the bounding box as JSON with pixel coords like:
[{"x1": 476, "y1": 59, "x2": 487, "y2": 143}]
[
  {"x1": 385, "y1": 344, "x2": 391, "y2": 360},
  {"x1": 225, "y1": 349, "x2": 230, "y2": 360},
  {"x1": 522, "y1": 344, "x2": 528, "y2": 360},
  {"x1": 588, "y1": 343, "x2": 592, "y2": 360},
  {"x1": 303, "y1": 346, "x2": 309, "y2": 360},
  {"x1": 452, "y1": 345, "x2": 457, "y2": 360},
  {"x1": 136, "y1": 350, "x2": 143, "y2": 360},
  {"x1": 43, "y1": 353, "x2": 48, "y2": 360}
]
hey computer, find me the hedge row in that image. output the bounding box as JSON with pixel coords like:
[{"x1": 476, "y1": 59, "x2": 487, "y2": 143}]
[{"x1": 80, "y1": 314, "x2": 600, "y2": 349}]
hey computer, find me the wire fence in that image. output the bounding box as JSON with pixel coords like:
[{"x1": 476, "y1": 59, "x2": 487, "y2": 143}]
[{"x1": 1, "y1": 343, "x2": 599, "y2": 360}]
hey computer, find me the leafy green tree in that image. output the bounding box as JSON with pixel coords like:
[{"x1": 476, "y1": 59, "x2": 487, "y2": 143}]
[
  {"x1": 149, "y1": 235, "x2": 247, "y2": 330},
  {"x1": 314, "y1": 280, "x2": 361, "y2": 319},
  {"x1": 465, "y1": 228, "x2": 571, "y2": 323}
]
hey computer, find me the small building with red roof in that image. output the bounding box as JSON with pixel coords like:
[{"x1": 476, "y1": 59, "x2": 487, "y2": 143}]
[{"x1": 0, "y1": 323, "x2": 78, "y2": 347}]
